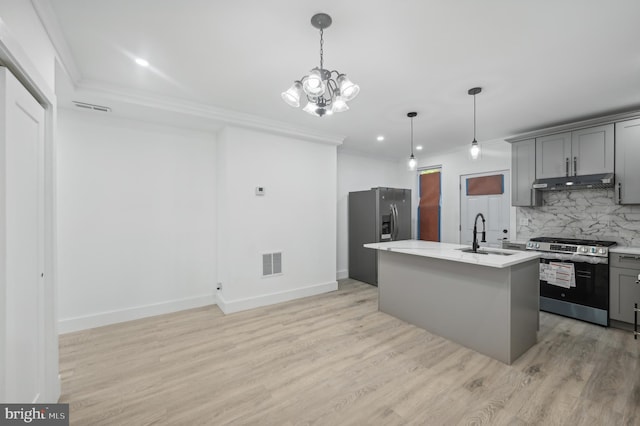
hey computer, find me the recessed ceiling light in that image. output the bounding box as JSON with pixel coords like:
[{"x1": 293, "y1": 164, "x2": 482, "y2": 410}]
[
  {"x1": 416, "y1": 145, "x2": 423, "y2": 150},
  {"x1": 135, "y1": 58, "x2": 149, "y2": 67},
  {"x1": 376, "y1": 135, "x2": 384, "y2": 142}
]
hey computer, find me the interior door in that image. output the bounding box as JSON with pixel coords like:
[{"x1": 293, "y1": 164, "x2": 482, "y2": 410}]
[
  {"x1": 1, "y1": 67, "x2": 46, "y2": 403},
  {"x1": 460, "y1": 171, "x2": 510, "y2": 248}
]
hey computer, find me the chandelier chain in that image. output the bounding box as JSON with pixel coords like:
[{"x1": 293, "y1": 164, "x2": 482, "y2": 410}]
[{"x1": 319, "y1": 28, "x2": 324, "y2": 71}]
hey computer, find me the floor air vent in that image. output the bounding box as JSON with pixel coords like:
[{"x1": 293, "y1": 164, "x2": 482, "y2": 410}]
[
  {"x1": 262, "y1": 252, "x2": 282, "y2": 277},
  {"x1": 72, "y1": 101, "x2": 112, "y2": 113}
]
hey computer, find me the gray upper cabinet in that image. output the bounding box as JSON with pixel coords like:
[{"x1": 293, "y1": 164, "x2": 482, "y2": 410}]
[
  {"x1": 535, "y1": 132, "x2": 571, "y2": 179},
  {"x1": 570, "y1": 124, "x2": 614, "y2": 175},
  {"x1": 615, "y1": 118, "x2": 640, "y2": 204},
  {"x1": 535, "y1": 124, "x2": 614, "y2": 179},
  {"x1": 511, "y1": 139, "x2": 540, "y2": 206}
]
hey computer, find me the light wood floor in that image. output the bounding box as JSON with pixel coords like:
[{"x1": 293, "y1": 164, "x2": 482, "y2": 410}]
[{"x1": 59, "y1": 279, "x2": 640, "y2": 425}]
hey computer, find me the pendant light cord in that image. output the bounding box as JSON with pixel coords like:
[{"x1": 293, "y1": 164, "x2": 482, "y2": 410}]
[
  {"x1": 410, "y1": 116, "x2": 414, "y2": 155},
  {"x1": 473, "y1": 93, "x2": 477, "y2": 142}
]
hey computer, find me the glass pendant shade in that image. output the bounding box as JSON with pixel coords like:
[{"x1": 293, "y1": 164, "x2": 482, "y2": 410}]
[
  {"x1": 408, "y1": 154, "x2": 417, "y2": 170},
  {"x1": 303, "y1": 101, "x2": 320, "y2": 116},
  {"x1": 302, "y1": 69, "x2": 325, "y2": 97},
  {"x1": 331, "y1": 95, "x2": 349, "y2": 113},
  {"x1": 337, "y1": 74, "x2": 360, "y2": 101},
  {"x1": 470, "y1": 140, "x2": 480, "y2": 159},
  {"x1": 281, "y1": 81, "x2": 303, "y2": 107}
]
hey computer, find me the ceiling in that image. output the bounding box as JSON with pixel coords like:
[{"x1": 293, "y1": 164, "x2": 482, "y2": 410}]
[{"x1": 42, "y1": 0, "x2": 640, "y2": 160}]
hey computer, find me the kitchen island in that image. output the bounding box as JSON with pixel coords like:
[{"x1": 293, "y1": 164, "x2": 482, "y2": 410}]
[{"x1": 364, "y1": 240, "x2": 540, "y2": 364}]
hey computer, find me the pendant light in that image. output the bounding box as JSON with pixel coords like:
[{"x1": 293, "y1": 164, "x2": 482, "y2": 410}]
[
  {"x1": 468, "y1": 87, "x2": 482, "y2": 160},
  {"x1": 407, "y1": 112, "x2": 417, "y2": 170}
]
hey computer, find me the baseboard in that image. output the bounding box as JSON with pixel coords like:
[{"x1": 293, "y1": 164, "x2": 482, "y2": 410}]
[
  {"x1": 58, "y1": 295, "x2": 215, "y2": 334},
  {"x1": 216, "y1": 281, "x2": 338, "y2": 314},
  {"x1": 336, "y1": 269, "x2": 348, "y2": 280}
]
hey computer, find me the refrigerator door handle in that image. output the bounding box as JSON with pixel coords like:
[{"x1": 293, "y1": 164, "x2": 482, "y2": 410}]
[
  {"x1": 392, "y1": 204, "x2": 399, "y2": 240},
  {"x1": 389, "y1": 204, "x2": 395, "y2": 241}
]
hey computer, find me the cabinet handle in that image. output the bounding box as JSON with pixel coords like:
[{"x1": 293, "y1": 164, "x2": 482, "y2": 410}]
[
  {"x1": 618, "y1": 182, "x2": 622, "y2": 204},
  {"x1": 618, "y1": 255, "x2": 640, "y2": 261},
  {"x1": 573, "y1": 156, "x2": 577, "y2": 176},
  {"x1": 635, "y1": 303, "x2": 638, "y2": 340},
  {"x1": 565, "y1": 158, "x2": 569, "y2": 177}
]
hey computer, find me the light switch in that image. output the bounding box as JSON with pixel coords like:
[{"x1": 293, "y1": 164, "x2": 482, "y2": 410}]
[{"x1": 255, "y1": 186, "x2": 265, "y2": 196}]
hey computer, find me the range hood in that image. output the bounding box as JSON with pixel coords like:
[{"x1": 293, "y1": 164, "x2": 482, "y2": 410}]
[{"x1": 532, "y1": 173, "x2": 614, "y2": 191}]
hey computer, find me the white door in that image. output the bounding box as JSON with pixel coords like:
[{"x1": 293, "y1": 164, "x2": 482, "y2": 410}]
[
  {"x1": 460, "y1": 171, "x2": 510, "y2": 248},
  {"x1": 1, "y1": 67, "x2": 46, "y2": 403}
]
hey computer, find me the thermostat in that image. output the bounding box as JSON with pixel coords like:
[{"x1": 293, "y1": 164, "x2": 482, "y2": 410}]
[{"x1": 255, "y1": 186, "x2": 265, "y2": 196}]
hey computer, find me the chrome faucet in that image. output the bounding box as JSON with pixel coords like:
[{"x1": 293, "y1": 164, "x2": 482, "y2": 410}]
[{"x1": 472, "y1": 213, "x2": 486, "y2": 253}]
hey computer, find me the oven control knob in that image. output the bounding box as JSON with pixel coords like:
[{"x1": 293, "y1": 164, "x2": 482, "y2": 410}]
[
  {"x1": 599, "y1": 248, "x2": 607, "y2": 255},
  {"x1": 535, "y1": 243, "x2": 540, "y2": 249},
  {"x1": 580, "y1": 247, "x2": 588, "y2": 253}
]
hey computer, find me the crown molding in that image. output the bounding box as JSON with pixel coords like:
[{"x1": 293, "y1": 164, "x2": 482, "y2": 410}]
[
  {"x1": 75, "y1": 80, "x2": 345, "y2": 146},
  {"x1": 31, "y1": 0, "x2": 81, "y2": 85}
]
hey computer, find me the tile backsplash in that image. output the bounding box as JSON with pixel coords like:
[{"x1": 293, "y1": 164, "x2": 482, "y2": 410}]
[{"x1": 516, "y1": 189, "x2": 640, "y2": 247}]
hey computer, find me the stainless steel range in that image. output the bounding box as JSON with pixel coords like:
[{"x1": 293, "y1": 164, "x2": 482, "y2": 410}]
[{"x1": 526, "y1": 237, "x2": 616, "y2": 326}]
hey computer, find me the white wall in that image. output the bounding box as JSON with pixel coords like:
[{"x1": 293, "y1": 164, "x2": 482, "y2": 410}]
[
  {"x1": 216, "y1": 126, "x2": 338, "y2": 313},
  {"x1": 57, "y1": 109, "x2": 217, "y2": 332},
  {"x1": 414, "y1": 139, "x2": 515, "y2": 244},
  {"x1": 336, "y1": 152, "x2": 413, "y2": 279}
]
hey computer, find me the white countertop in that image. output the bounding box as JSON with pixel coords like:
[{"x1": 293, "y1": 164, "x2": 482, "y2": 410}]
[
  {"x1": 611, "y1": 246, "x2": 640, "y2": 255},
  {"x1": 364, "y1": 240, "x2": 540, "y2": 269}
]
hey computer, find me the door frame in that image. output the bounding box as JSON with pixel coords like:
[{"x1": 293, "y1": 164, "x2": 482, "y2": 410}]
[{"x1": 0, "y1": 20, "x2": 60, "y2": 402}]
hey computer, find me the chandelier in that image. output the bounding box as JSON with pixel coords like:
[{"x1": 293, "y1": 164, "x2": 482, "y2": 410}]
[{"x1": 281, "y1": 13, "x2": 360, "y2": 117}]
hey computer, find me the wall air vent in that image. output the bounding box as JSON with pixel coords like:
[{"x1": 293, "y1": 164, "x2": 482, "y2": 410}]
[
  {"x1": 72, "y1": 101, "x2": 112, "y2": 113},
  {"x1": 262, "y1": 252, "x2": 283, "y2": 277}
]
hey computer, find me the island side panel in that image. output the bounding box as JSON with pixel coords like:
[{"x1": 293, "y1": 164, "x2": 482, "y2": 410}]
[
  {"x1": 377, "y1": 250, "x2": 526, "y2": 364},
  {"x1": 508, "y1": 259, "x2": 540, "y2": 361}
]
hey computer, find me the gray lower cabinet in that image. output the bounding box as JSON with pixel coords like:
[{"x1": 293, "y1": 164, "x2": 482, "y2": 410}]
[
  {"x1": 511, "y1": 139, "x2": 540, "y2": 206},
  {"x1": 610, "y1": 252, "x2": 640, "y2": 324},
  {"x1": 535, "y1": 124, "x2": 614, "y2": 179},
  {"x1": 615, "y1": 119, "x2": 640, "y2": 204}
]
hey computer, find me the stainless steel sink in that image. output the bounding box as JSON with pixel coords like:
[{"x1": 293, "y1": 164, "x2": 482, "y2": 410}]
[{"x1": 457, "y1": 247, "x2": 514, "y2": 256}]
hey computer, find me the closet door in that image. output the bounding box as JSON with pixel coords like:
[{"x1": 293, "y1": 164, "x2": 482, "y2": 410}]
[{"x1": 1, "y1": 67, "x2": 46, "y2": 403}]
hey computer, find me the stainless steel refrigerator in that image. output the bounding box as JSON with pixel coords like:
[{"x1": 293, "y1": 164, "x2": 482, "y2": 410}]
[{"x1": 348, "y1": 187, "x2": 412, "y2": 286}]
